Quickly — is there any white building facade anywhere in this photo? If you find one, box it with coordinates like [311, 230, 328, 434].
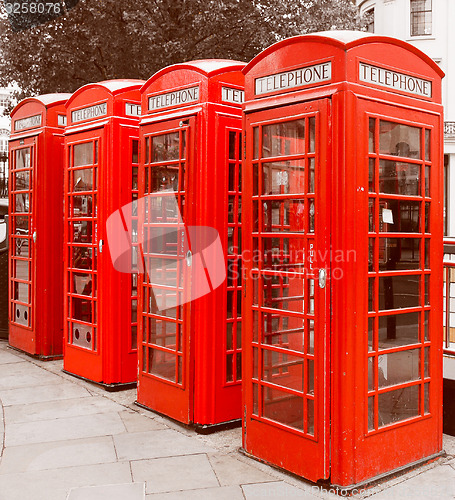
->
[356, 1, 455, 392]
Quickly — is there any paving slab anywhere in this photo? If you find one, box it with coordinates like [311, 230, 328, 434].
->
[0, 436, 117, 474]
[131, 453, 219, 494]
[367, 463, 455, 499]
[5, 411, 126, 446]
[207, 453, 277, 486]
[242, 481, 318, 499]
[119, 410, 169, 433]
[0, 362, 61, 390]
[113, 429, 216, 461]
[145, 485, 245, 499]
[0, 349, 24, 365]
[67, 482, 145, 500]
[0, 461, 132, 500]
[0, 382, 92, 406]
[4, 395, 124, 424]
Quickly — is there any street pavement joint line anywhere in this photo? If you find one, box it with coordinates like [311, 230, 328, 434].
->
[112, 435, 120, 462]
[205, 453, 222, 487]
[131, 452, 211, 464]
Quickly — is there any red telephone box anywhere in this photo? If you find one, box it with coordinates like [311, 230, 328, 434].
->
[9, 94, 71, 358]
[64, 80, 144, 388]
[137, 60, 245, 429]
[242, 32, 444, 487]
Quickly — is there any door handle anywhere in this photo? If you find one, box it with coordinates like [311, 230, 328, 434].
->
[318, 268, 326, 289]
[98, 239, 104, 253]
[32, 231, 37, 243]
[186, 250, 192, 267]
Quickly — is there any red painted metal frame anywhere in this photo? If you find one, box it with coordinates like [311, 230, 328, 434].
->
[137, 60, 245, 427]
[242, 32, 444, 487]
[63, 80, 144, 387]
[9, 94, 71, 358]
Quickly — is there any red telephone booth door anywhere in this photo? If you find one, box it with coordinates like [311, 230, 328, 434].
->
[9, 140, 35, 333]
[138, 116, 195, 423]
[243, 99, 331, 481]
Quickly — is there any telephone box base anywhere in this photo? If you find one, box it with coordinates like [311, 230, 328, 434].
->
[62, 370, 137, 392]
[8, 344, 63, 361]
[134, 401, 241, 434]
[239, 448, 444, 494]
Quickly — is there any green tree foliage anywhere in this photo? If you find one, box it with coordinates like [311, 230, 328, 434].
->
[0, 0, 363, 100]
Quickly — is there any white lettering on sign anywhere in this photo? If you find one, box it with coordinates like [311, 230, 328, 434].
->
[359, 62, 432, 98]
[255, 62, 332, 95]
[148, 86, 200, 111]
[71, 102, 107, 123]
[221, 86, 245, 105]
[125, 102, 141, 117]
[14, 114, 42, 131]
[57, 114, 67, 126]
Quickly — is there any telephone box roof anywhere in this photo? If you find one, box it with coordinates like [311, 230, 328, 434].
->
[243, 30, 444, 78]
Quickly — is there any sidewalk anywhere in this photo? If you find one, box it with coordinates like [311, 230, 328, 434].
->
[0, 340, 453, 500]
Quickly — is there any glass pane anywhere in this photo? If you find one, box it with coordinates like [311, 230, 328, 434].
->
[149, 318, 177, 349]
[378, 312, 420, 349]
[15, 148, 31, 169]
[262, 199, 305, 233]
[369, 238, 375, 271]
[15, 170, 29, 190]
[73, 221, 92, 243]
[378, 275, 420, 310]
[14, 260, 29, 281]
[262, 238, 305, 272]
[262, 120, 305, 158]
[72, 297, 92, 323]
[369, 199, 375, 232]
[307, 399, 314, 435]
[379, 121, 421, 159]
[309, 117, 315, 153]
[262, 311, 305, 352]
[229, 131, 237, 160]
[262, 349, 304, 392]
[368, 357, 374, 391]
[368, 397, 375, 431]
[14, 193, 29, 212]
[253, 127, 259, 159]
[378, 349, 420, 388]
[369, 278, 375, 312]
[150, 166, 180, 193]
[262, 160, 305, 195]
[72, 273, 93, 296]
[368, 317, 374, 351]
[369, 158, 375, 192]
[71, 246, 93, 270]
[378, 238, 420, 271]
[72, 195, 93, 217]
[14, 216, 29, 234]
[379, 200, 420, 233]
[369, 118, 375, 153]
[73, 143, 94, 167]
[379, 160, 420, 196]
[262, 386, 303, 431]
[14, 238, 29, 258]
[378, 385, 419, 427]
[152, 132, 180, 162]
[73, 169, 93, 192]
[148, 347, 176, 382]
[425, 129, 431, 161]
[132, 140, 139, 164]
[14, 282, 29, 302]
[424, 382, 429, 413]
[262, 274, 304, 314]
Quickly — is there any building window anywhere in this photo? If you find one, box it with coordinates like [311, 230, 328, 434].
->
[410, 0, 432, 36]
[0, 95, 7, 107]
[365, 7, 375, 33]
